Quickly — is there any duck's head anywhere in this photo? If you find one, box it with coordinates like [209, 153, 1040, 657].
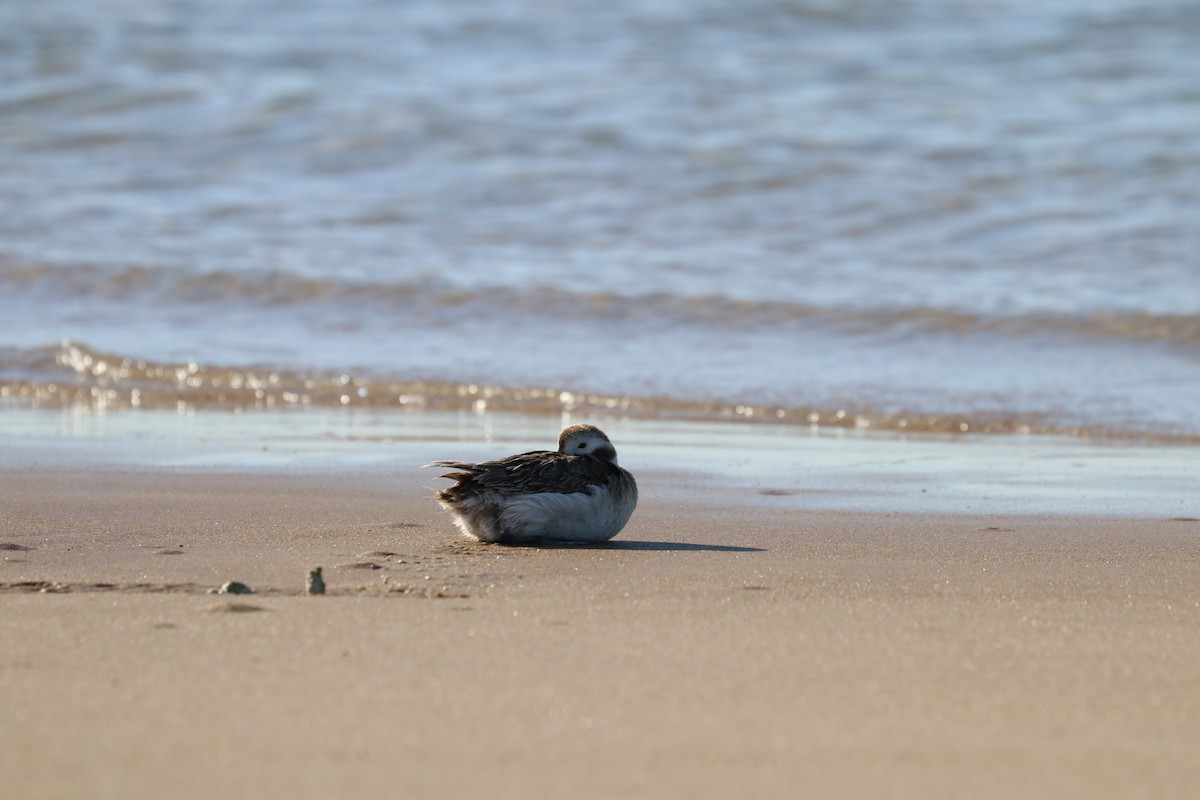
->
[558, 424, 618, 464]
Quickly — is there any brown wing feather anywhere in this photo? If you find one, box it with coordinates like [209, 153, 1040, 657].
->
[429, 450, 616, 496]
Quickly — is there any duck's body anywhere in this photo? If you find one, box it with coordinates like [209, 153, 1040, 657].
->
[427, 424, 637, 544]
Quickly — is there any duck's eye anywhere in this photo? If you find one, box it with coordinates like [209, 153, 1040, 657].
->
[577, 442, 587, 449]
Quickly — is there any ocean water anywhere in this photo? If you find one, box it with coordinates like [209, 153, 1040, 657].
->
[2, 0, 1199, 441]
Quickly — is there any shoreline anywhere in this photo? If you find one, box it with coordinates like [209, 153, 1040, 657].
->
[3, 461, 1200, 798]
[3, 406, 1198, 517]
[7, 336, 1200, 445]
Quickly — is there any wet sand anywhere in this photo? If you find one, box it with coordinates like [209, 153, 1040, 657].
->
[2, 465, 1199, 798]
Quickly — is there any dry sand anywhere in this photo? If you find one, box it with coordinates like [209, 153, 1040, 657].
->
[2, 465, 1199, 798]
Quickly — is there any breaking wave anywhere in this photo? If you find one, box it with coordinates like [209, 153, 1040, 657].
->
[3, 341, 1195, 443]
[3, 261, 1198, 348]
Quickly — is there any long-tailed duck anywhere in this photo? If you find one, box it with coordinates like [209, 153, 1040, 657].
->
[426, 424, 637, 544]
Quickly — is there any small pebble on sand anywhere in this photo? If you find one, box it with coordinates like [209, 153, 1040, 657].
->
[306, 566, 325, 595]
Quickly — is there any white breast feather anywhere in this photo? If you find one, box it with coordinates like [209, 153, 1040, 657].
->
[499, 485, 634, 542]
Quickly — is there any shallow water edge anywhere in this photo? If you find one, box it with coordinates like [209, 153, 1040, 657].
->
[4, 340, 1197, 443]
[2, 405, 1195, 519]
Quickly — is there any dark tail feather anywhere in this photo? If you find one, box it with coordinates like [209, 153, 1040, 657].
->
[424, 460, 480, 471]
[424, 461, 485, 493]
[423, 460, 482, 480]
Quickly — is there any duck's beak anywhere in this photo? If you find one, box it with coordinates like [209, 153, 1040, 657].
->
[593, 443, 618, 463]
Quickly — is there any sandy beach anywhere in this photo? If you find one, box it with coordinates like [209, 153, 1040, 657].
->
[5, 0, 1199, 795]
[2, 462, 1198, 799]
